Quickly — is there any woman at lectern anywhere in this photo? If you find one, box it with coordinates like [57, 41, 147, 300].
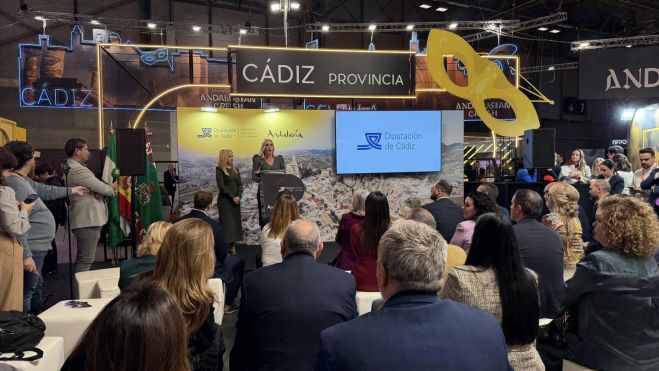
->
[251, 139, 286, 182]
[216, 148, 243, 255]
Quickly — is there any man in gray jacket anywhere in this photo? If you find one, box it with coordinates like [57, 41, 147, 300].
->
[65, 138, 117, 273]
[4, 141, 86, 314]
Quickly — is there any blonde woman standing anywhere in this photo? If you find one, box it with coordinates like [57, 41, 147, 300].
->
[560, 149, 591, 183]
[216, 148, 243, 254]
[542, 183, 584, 268]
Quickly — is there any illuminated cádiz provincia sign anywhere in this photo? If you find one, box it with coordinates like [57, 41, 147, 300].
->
[229, 46, 415, 99]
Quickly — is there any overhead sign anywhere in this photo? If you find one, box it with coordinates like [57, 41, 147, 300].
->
[230, 46, 415, 98]
[563, 97, 586, 115]
[579, 46, 659, 99]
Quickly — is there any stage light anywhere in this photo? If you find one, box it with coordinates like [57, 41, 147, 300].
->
[368, 24, 376, 31]
[620, 108, 636, 121]
[90, 20, 100, 25]
[537, 27, 548, 31]
[578, 42, 590, 49]
[436, 7, 448, 12]
[265, 108, 279, 113]
[239, 29, 247, 34]
[549, 29, 560, 34]
[201, 107, 218, 113]
[419, 4, 431, 9]
[34, 16, 45, 21]
[270, 2, 280, 11]
[406, 24, 414, 30]
[547, 66, 555, 71]
[290, 1, 300, 10]
[147, 22, 157, 29]
[448, 23, 458, 29]
[322, 25, 330, 31]
[625, 44, 632, 48]
[192, 25, 201, 32]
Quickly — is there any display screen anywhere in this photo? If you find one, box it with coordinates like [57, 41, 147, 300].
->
[335, 111, 442, 174]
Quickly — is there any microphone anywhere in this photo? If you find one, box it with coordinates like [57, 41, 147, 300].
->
[60, 163, 70, 175]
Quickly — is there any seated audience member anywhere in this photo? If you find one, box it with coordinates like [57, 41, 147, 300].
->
[631, 147, 656, 203]
[611, 154, 633, 195]
[542, 183, 584, 268]
[539, 182, 590, 241]
[405, 208, 466, 284]
[421, 179, 463, 241]
[551, 153, 564, 180]
[334, 189, 369, 270]
[589, 157, 604, 180]
[597, 159, 624, 195]
[477, 182, 510, 218]
[260, 193, 300, 266]
[144, 219, 224, 371]
[178, 190, 244, 314]
[118, 221, 172, 290]
[450, 191, 499, 252]
[515, 160, 538, 183]
[538, 196, 659, 371]
[61, 283, 191, 371]
[510, 189, 564, 317]
[351, 191, 391, 292]
[560, 149, 591, 183]
[441, 213, 543, 370]
[316, 220, 512, 371]
[231, 220, 357, 371]
[606, 144, 624, 160]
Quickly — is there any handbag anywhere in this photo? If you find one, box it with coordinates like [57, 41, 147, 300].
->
[538, 308, 579, 349]
[0, 311, 45, 361]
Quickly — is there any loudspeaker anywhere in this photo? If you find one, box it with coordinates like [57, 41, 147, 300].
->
[523, 129, 555, 168]
[115, 128, 146, 176]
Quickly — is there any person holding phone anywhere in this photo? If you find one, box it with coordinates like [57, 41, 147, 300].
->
[0, 148, 32, 312]
[4, 141, 87, 314]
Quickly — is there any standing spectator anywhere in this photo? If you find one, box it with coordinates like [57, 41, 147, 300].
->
[551, 153, 564, 180]
[145, 219, 225, 371]
[538, 196, 659, 370]
[231, 220, 357, 371]
[216, 149, 243, 256]
[178, 190, 244, 314]
[631, 148, 657, 203]
[34, 163, 66, 275]
[422, 179, 463, 242]
[450, 191, 499, 253]
[65, 138, 117, 272]
[163, 163, 179, 207]
[442, 213, 543, 370]
[316, 221, 512, 371]
[560, 149, 591, 183]
[62, 284, 192, 371]
[611, 154, 633, 195]
[0, 148, 32, 311]
[606, 145, 624, 160]
[5, 141, 86, 313]
[334, 189, 368, 270]
[477, 182, 510, 218]
[351, 191, 391, 292]
[260, 193, 300, 267]
[589, 157, 604, 179]
[118, 221, 172, 290]
[597, 159, 624, 195]
[510, 189, 564, 317]
[542, 183, 584, 268]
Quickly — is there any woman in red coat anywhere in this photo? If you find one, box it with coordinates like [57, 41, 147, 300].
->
[350, 191, 391, 291]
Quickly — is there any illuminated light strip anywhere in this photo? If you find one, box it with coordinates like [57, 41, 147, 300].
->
[132, 84, 231, 129]
[230, 93, 416, 99]
[98, 43, 229, 52]
[416, 88, 447, 93]
[491, 131, 497, 155]
[97, 44, 103, 148]
[229, 45, 415, 55]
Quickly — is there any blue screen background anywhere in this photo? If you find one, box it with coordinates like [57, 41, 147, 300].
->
[335, 111, 442, 174]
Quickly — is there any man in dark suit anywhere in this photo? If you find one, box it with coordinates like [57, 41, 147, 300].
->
[178, 190, 244, 313]
[510, 189, 564, 317]
[477, 182, 510, 219]
[421, 179, 463, 241]
[316, 220, 511, 371]
[231, 219, 357, 371]
[163, 164, 178, 207]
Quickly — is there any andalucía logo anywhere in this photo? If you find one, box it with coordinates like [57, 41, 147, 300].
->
[197, 128, 212, 138]
[357, 133, 382, 150]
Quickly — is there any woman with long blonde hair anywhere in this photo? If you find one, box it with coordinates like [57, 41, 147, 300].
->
[252, 139, 286, 227]
[590, 157, 604, 179]
[560, 149, 591, 183]
[259, 193, 299, 266]
[542, 183, 584, 268]
[119, 221, 172, 289]
[216, 148, 243, 254]
[146, 219, 223, 371]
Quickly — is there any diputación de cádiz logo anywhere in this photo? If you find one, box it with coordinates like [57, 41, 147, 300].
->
[197, 128, 212, 138]
[357, 133, 382, 150]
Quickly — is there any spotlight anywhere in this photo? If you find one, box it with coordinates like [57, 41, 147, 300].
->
[620, 108, 635, 121]
[322, 25, 330, 32]
[192, 25, 201, 32]
[549, 29, 560, 34]
[34, 16, 45, 21]
[625, 44, 632, 48]
[201, 107, 218, 113]
[537, 27, 548, 31]
[448, 23, 458, 29]
[419, 4, 431, 9]
[239, 29, 247, 34]
[578, 42, 590, 49]
[265, 108, 280, 113]
[147, 22, 157, 29]
[547, 66, 555, 71]
[290, 1, 300, 10]
[406, 24, 414, 30]
[270, 2, 280, 11]
[90, 20, 100, 25]
[368, 24, 376, 31]
[436, 7, 448, 12]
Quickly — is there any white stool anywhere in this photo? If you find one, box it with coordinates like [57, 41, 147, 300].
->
[74, 268, 120, 299]
[355, 291, 382, 316]
[208, 278, 225, 325]
[38, 298, 113, 356]
[563, 359, 594, 370]
[96, 277, 120, 299]
[0, 337, 65, 371]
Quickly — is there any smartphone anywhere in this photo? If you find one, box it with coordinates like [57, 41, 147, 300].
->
[23, 194, 39, 204]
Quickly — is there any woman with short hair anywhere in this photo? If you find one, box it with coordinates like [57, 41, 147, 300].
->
[538, 196, 659, 370]
[62, 283, 192, 371]
[118, 221, 172, 290]
[597, 159, 625, 195]
[450, 191, 499, 252]
[260, 193, 300, 266]
[542, 183, 584, 268]
[441, 213, 543, 370]
[334, 189, 369, 270]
